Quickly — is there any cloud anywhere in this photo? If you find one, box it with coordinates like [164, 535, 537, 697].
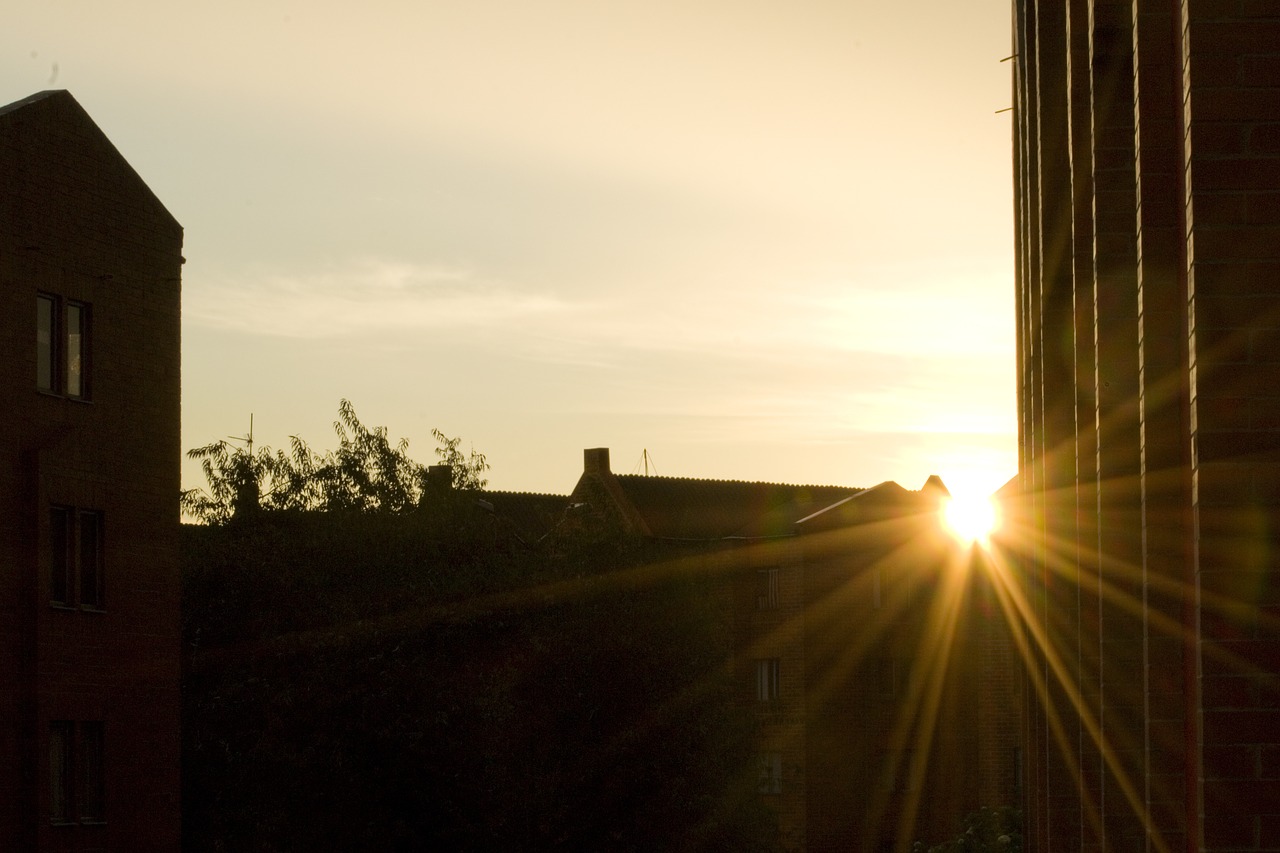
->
[185, 259, 575, 338]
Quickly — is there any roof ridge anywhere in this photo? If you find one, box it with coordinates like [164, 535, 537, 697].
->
[614, 473, 862, 491]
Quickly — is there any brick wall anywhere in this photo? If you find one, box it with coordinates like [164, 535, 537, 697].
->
[1012, 1, 1280, 850]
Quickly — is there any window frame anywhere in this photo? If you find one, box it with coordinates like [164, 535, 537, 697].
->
[757, 751, 783, 795]
[37, 293, 61, 394]
[35, 293, 92, 401]
[49, 720, 106, 826]
[754, 657, 780, 704]
[756, 567, 780, 610]
[49, 506, 106, 611]
[65, 300, 91, 400]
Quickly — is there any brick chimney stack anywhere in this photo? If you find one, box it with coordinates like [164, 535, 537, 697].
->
[583, 447, 610, 476]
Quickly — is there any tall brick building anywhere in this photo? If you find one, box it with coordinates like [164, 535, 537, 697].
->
[571, 449, 1019, 852]
[0, 91, 183, 850]
[1010, 3, 1280, 850]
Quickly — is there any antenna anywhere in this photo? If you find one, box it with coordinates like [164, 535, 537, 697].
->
[227, 413, 254, 453]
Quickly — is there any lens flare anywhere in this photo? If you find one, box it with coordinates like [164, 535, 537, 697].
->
[941, 495, 1000, 546]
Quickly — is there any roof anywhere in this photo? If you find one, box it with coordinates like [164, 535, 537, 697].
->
[478, 490, 572, 542]
[611, 475, 859, 539]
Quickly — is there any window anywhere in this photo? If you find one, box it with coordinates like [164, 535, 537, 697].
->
[756, 568, 779, 610]
[881, 657, 907, 698]
[66, 302, 89, 399]
[881, 747, 917, 792]
[50, 507, 104, 609]
[757, 752, 782, 794]
[36, 294, 91, 399]
[49, 721, 105, 825]
[755, 658, 780, 704]
[37, 294, 58, 392]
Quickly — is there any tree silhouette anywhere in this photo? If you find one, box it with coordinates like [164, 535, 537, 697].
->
[181, 399, 489, 523]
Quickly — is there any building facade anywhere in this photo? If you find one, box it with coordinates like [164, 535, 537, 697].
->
[570, 448, 1019, 852]
[1010, 2, 1280, 850]
[0, 91, 183, 850]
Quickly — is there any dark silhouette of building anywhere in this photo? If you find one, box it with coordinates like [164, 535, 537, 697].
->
[0, 91, 183, 850]
[1010, 3, 1280, 850]
[571, 449, 1019, 852]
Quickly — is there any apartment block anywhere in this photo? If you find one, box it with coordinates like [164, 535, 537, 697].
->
[0, 90, 183, 851]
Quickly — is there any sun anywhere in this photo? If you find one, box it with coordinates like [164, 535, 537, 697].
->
[941, 494, 1000, 546]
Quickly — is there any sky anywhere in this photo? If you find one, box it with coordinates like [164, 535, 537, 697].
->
[6, 1, 1017, 500]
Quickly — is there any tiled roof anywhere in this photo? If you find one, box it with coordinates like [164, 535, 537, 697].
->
[611, 474, 860, 540]
[479, 490, 570, 542]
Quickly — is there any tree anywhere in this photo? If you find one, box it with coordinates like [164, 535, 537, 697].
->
[913, 807, 1021, 853]
[180, 400, 489, 523]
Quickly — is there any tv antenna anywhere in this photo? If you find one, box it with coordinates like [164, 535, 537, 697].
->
[633, 448, 658, 477]
[227, 414, 254, 454]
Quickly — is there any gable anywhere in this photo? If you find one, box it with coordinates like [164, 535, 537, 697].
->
[0, 90, 182, 268]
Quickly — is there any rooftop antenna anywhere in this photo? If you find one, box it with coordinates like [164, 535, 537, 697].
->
[227, 414, 254, 454]
[634, 448, 657, 477]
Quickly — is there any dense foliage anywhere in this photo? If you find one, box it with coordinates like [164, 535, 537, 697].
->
[913, 807, 1022, 853]
[180, 400, 489, 523]
[182, 514, 781, 852]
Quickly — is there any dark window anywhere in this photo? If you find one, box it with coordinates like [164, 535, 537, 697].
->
[49, 721, 105, 825]
[756, 568, 779, 609]
[49, 507, 104, 610]
[881, 747, 917, 792]
[757, 752, 782, 794]
[37, 294, 59, 392]
[881, 657, 907, 698]
[80, 722, 105, 823]
[79, 511, 104, 608]
[755, 658, 780, 704]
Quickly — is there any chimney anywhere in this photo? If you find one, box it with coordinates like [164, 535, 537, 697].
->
[426, 464, 454, 491]
[583, 448, 610, 475]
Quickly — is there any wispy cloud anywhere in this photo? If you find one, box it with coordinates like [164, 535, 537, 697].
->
[186, 259, 576, 338]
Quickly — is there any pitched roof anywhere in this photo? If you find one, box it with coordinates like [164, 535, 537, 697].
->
[611, 475, 859, 539]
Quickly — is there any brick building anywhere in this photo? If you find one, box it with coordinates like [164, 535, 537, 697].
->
[1009, 2, 1280, 850]
[0, 91, 183, 850]
[570, 449, 1019, 852]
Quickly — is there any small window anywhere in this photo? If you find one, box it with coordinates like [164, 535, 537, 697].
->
[755, 658, 780, 704]
[757, 568, 779, 610]
[881, 657, 907, 698]
[49, 720, 105, 825]
[37, 294, 59, 392]
[49, 507, 104, 610]
[80, 722, 105, 823]
[79, 511, 104, 608]
[757, 752, 782, 794]
[36, 294, 91, 399]
[881, 747, 917, 792]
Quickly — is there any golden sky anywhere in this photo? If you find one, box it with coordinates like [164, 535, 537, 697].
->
[6, 0, 1016, 499]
